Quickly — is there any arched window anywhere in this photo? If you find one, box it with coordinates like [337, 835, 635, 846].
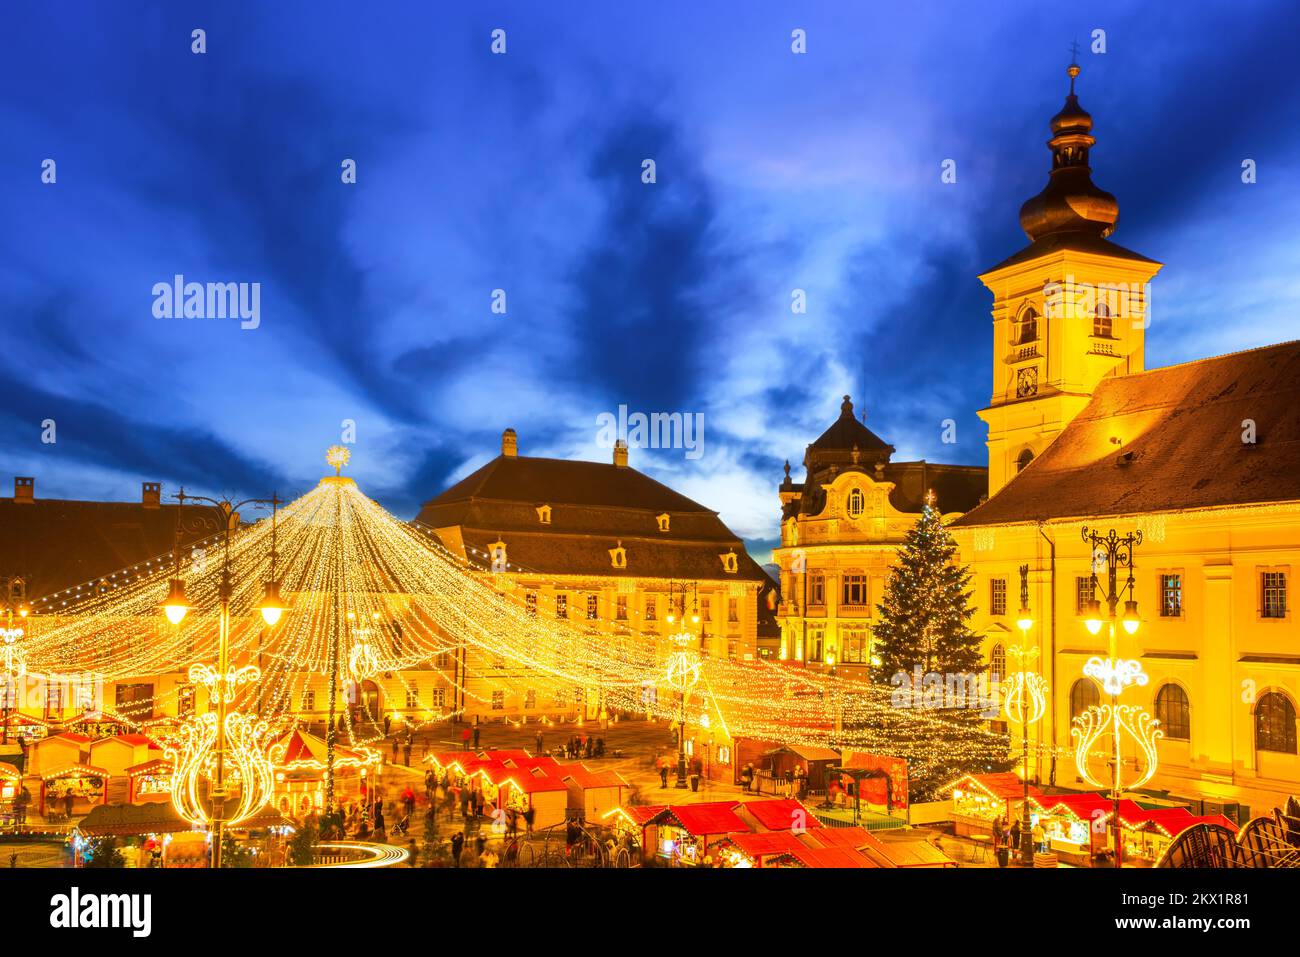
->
[989, 643, 1006, 683]
[1093, 302, 1113, 338]
[846, 487, 865, 519]
[1013, 305, 1039, 345]
[1016, 448, 1035, 473]
[1155, 684, 1190, 741]
[1255, 692, 1298, 754]
[1070, 678, 1100, 718]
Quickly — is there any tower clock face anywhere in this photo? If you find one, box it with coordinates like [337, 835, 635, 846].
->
[1016, 367, 1039, 398]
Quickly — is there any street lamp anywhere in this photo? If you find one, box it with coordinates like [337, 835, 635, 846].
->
[1002, 564, 1047, 866]
[1, 593, 30, 745]
[664, 581, 701, 789]
[160, 489, 286, 868]
[1073, 526, 1160, 869]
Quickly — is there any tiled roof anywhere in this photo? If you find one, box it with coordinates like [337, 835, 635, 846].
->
[741, 798, 824, 832]
[417, 453, 770, 583]
[0, 493, 224, 603]
[983, 231, 1161, 274]
[650, 801, 749, 836]
[953, 340, 1300, 527]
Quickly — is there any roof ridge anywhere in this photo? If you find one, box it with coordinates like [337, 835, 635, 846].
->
[1116, 338, 1300, 379]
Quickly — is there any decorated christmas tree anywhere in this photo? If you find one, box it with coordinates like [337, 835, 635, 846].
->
[868, 495, 1011, 799]
[871, 494, 982, 681]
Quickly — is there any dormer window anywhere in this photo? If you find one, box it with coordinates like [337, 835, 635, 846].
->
[1092, 303, 1113, 338]
[720, 550, 739, 575]
[609, 542, 627, 569]
[846, 487, 865, 519]
[536, 504, 552, 524]
[487, 540, 508, 572]
[656, 513, 670, 532]
[1012, 305, 1039, 345]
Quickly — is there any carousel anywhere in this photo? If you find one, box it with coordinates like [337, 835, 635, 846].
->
[267, 727, 381, 819]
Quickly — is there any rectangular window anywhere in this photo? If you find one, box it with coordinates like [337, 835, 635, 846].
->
[646, 597, 657, 621]
[1075, 577, 1094, 615]
[1159, 573, 1182, 618]
[586, 594, 598, 620]
[436, 651, 450, 669]
[1262, 571, 1288, 619]
[524, 689, 536, 710]
[431, 688, 446, 708]
[554, 689, 568, 709]
[525, 591, 537, 618]
[809, 573, 825, 606]
[842, 574, 868, 607]
[555, 594, 568, 619]
[701, 597, 711, 621]
[990, 578, 1007, 616]
[809, 628, 824, 664]
[405, 686, 420, 709]
[615, 595, 628, 621]
[728, 597, 739, 622]
[491, 691, 505, 710]
[727, 640, 738, 660]
[841, 629, 869, 664]
[300, 689, 315, 712]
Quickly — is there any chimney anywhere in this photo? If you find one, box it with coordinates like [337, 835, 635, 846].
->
[142, 482, 162, 508]
[13, 477, 34, 504]
[613, 440, 629, 468]
[501, 428, 518, 458]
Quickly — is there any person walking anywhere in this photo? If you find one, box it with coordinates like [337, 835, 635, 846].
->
[391, 737, 400, 763]
[1009, 818, 1022, 857]
[403, 737, 413, 767]
[1032, 821, 1046, 854]
[451, 830, 464, 867]
[461, 724, 472, 750]
[383, 714, 392, 737]
[658, 760, 669, 789]
[523, 805, 535, 837]
[471, 719, 481, 750]
[535, 730, 544, 755]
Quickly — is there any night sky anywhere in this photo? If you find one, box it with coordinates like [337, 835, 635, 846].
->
[3, 1, 1298, 559]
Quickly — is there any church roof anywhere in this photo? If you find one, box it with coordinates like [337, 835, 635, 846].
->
[952, 340, 1300, 527]
[808, 396, 894, 457]
[983, 231, 1161, 275]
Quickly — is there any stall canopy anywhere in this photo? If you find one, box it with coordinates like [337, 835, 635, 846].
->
[740, 797, 825, 832]
[944, 772, 1043, 803]
[727, 830, 816, 863]
[649, 802, 751, 836]
[78, 802, 292, 837]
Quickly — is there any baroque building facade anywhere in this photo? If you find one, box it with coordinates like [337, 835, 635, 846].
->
[949, 65, 1300, 815]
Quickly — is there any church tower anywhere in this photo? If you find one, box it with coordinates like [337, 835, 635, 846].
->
[978, 61, 1162, 496]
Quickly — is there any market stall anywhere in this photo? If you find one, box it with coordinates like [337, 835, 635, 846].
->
[0, 711, 54, 744]
[39, 763, 109, 819]
[0, 761, 22, 822]
[737, 797, 825, 834]
[26, 731, 91, 778]
[125, 758, 173, 804]
[499, 772, 569, 829]
[643, 802, 750, 866]
[63, 708, 138, 739]
[943, 773, 1043, 837]
[561, 765, 631, 822]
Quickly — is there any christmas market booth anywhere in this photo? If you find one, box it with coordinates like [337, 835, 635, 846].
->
[1028, 793, 1167, 865]
[561, 766, 631, 822]
[268, 728, 380, 818]
[63, 707, 139, 739]
[125, 759, 173, 804]
[38, 763, 109, 819]
[756, 744, 841, 795]
[942, 772, 1042, 837]
[643, 802, 751, 866]
[0, 711, 54, 744]
[0, 761, 21, 820]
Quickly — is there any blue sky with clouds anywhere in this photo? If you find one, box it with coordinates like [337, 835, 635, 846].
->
[2, 1, 1298, 559]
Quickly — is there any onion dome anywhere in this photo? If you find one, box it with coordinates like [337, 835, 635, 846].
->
[1018, 63, 1119, 241]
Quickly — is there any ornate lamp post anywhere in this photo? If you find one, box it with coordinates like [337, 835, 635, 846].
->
[664, 582, 701, 789]
[1072, 527, 1161, 868]
[1002, 565, 1047, 865]
[0, 595, 29, 745]
[160, 490, 287, 868]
